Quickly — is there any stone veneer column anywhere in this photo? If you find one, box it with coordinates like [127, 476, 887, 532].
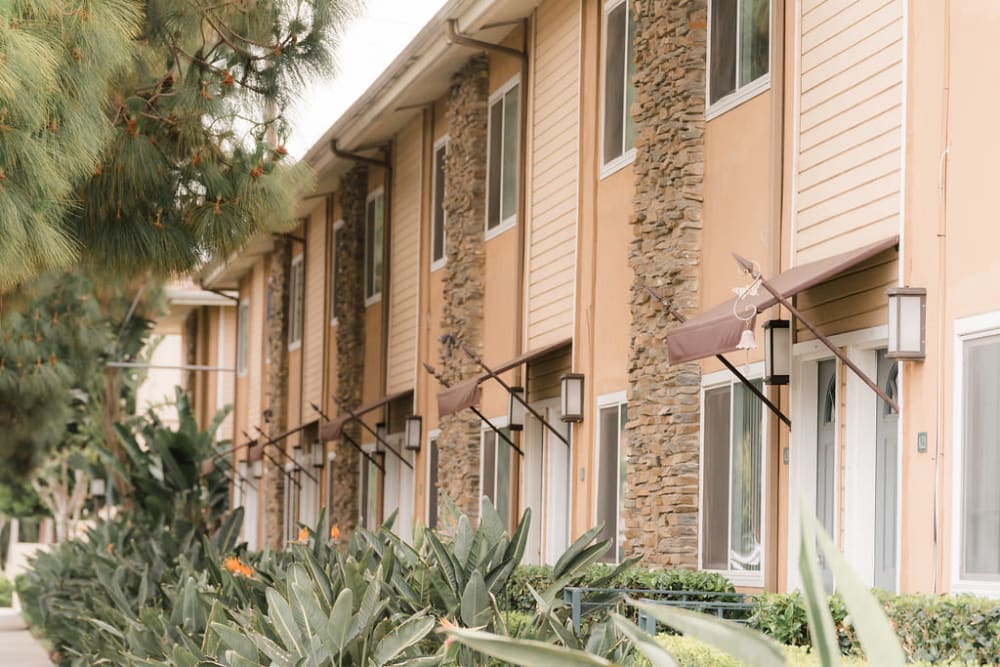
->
[264, 238, 290, 550]
[330, 165, 368, 540]
[625, 0, 707, 568]
[438, 56, 489, 521]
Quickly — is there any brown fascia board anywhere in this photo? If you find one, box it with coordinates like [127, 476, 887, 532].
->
[197, 233, 275, 291]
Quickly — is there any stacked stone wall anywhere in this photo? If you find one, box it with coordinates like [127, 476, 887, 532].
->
[625, 0, 706, 568]
[330, 165, 369, 540]
[264, 239, 290, 550]
[438, 56, 489, 521]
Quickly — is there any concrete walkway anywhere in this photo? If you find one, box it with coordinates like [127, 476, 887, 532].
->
[0, 609, 52, 665]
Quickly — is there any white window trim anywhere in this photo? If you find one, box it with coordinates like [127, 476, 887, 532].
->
[698, 362, 767, 588]
[431, 137, 449, 272]
[599, 0, 636, 179]
[705, 0, 773, 121]
[426, 428, 441, 525]
[484, 76, 520, 241]
[330, 219, 344, 326]
[288, 254, 304, 351]
[364, 188, 385, 307]
[951, 310, 1000, 597]
[593, 390, 628, 563]
[236, 300, 250, 378]
[479, 416, 510, 505]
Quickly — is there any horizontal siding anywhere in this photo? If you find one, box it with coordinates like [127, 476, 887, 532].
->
[527, 344, 572, 402]
[386, 118, 421, 394]
[302, 211, 326, 414]
[795, 249, 897, 340]
[794, 0, 903, 264]
[527, 0, 579, 350]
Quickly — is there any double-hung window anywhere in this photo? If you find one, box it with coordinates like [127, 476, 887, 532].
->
[953, 316, 1000, 594]
[431, 139, 448, 269]
[602, 0, 637, 174]
[330, 219, 344, 325]
[236, 301, 249, 376]
[700, 371, 765, 584]
[365, 190, 384, 303]
[596, 393, 628, 563]
[481, 424, 514, 527]
[486, 77, 520, 237]
[427, 431, 441, 530]
[288, 254, 304, 350]
[708, 0, 770, 115]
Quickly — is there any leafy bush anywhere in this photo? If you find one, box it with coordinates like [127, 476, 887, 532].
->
[505, 563, 736, 613]
[750, 589, 1000, 664]
[0, 575, 13, 607]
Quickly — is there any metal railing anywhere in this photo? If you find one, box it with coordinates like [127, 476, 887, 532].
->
[563, 587, 755, 634]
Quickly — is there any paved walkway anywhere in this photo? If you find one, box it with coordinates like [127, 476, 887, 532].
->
[0, 609, 52, 665]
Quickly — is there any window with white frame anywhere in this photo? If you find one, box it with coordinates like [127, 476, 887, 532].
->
[359, 448, 383, 531]
[283, 461, 301, 544]
[956, 328, 1000, 588]
[486, 78, 520, 236]
[701, 374, 765, 582]
[596, 395, 628, 563]
[236, 301, 249, 376]
[427, 431, 440, 530]
[288, 254, 304, 349]
[708, 0, 770, 112]
[365, 191, 384, 302]
[602, 0, 636, 172]
[330, 220, 344, 325]
[481, 425, 514, 526]
[431, 139, 448, 269]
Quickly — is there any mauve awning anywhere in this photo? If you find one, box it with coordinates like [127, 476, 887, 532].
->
[665, 236, 899, 365]
[437, 338, 572, 418]
[320, 389, 412, 441]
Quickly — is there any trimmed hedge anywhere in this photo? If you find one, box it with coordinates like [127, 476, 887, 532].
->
[0, 575, 12, 607]
[750, 591, 1000, 664]
[503, 563, 736, 613]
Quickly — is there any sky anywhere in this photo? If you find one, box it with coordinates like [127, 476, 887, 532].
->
[286, 0, 450, 157]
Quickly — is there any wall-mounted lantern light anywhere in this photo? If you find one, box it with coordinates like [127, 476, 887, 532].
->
[375, 422, 387, 453]
[311, 440, 325, 468]
[238, 461, 249, 481]
[252, 459, 263, 479]
[508, 386, 526, 431]
[887, 287, 926, 360]
[405, 415, 423, 451]
[90, 477, 106, 498]
[763, 319, 791, 385]
[560, 374, 585, 423]
[292, 443, 303, 467]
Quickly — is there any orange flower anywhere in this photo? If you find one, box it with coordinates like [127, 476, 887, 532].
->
[105, 543, 113, 553]
[297, 526, 310, 543]
[437, 616, 458, 649]
[224, 556, 254, 578]
[329, 524, 341, 541]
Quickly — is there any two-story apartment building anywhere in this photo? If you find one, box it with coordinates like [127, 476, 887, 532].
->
[182, 0, 1000, 598]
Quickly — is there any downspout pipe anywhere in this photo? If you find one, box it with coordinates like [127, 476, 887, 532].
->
[445, 18, 530, 387]
[330, 139, 393, 419]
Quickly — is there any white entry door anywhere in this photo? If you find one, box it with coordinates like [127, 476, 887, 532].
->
[522, 399, 572, 565]
[874, 349, 898, 591]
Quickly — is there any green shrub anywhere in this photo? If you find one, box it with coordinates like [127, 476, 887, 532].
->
[0, 575, 13, 607]
[750, 589, 1000, 664]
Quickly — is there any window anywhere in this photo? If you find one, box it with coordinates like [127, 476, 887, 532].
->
[708, 0, 770, 114]
[330, 220, 344, 325]
[955, 326, 1000, 591]
[359, 447, 383, 531]
[236, 301, 249, 376]
[431, 139, 448, 269]
[288, 254, 304, 349]
[701, 375, 765, 584]
[427, 431, 440, 530]
[265, 282, 273, 364]
[283, 462, 301, 544]
[596, 394, 628, 563]
[602, 0, 636, 173]
[481, 425, 514, 525]
[325, 451, 336, 535]
[486, 78, 520, 236]
[365, 190, 384, 304]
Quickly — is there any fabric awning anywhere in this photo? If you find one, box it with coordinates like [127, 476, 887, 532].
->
[665, 236, 899, 365]
[437, 338, 572, 418]
[320, 389, 412, 441]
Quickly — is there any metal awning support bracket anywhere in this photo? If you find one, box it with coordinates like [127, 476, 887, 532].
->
[330, 397, 414, 470]
[647, 286, 792, 428]
[242, 430, 303, 491]
[423, 363, 524, 457]
[459, 343, 570, 446]
[254, 426, 320, 484]
[732, 254, 900, 414]
[310, 403, 386, 474]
